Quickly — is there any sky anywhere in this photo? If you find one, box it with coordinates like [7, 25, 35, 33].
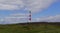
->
[0, 0, 60, 24]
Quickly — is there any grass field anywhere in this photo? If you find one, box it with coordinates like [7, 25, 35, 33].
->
[0, 22, 60, 33]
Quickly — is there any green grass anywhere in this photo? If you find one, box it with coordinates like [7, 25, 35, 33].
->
[0, 23, 60, 33]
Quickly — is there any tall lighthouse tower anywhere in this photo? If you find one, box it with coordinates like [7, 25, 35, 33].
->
[29, 11, 31, 22]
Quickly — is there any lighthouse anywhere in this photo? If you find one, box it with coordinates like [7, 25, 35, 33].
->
[29, 11, 31, 22]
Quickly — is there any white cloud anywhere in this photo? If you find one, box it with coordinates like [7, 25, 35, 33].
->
[0, 14, 60, 24]
[0, 4, 19, 10]
[0, 13, 29, 24]
[24, 0, 57, 13]
[0, 0, 58, 13]
[36, 15, 60, 22]
[0, 0, 25, 10]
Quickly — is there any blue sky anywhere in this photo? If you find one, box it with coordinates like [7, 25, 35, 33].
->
[0, 0, 60, 18]
[32, 1, 60, 18]
[0, 0, 60, 24]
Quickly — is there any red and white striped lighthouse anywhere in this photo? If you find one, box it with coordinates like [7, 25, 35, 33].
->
[29, 11, 31, 22]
